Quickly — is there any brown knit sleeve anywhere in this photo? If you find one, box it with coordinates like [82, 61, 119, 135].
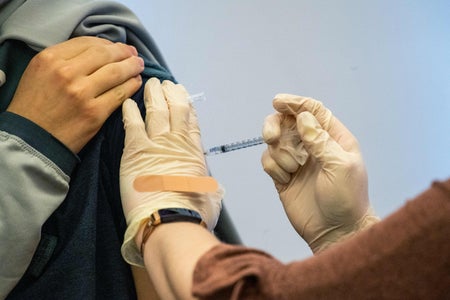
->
[192, 179, 450, 300]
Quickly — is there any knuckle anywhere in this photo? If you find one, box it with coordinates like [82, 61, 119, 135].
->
[114, 42, 135, 57]
[31, 50, 57, 70]
[32, 52, 76, 84]
[107, 73, 141, 100]
[55, 65, 76, 83]
[108, 65, 123, 81]
[64, 83, 87, 101]
[36, 49, 56, 63]
[113, 87, 127, 102]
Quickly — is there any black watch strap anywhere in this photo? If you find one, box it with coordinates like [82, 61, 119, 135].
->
[140, 208, 206, 255]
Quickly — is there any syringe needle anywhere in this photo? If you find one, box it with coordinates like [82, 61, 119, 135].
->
[204, 136, 265, 156]
[187, 92, 206, 103]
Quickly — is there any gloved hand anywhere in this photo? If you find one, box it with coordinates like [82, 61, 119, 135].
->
[120, 78, 223, 266]
[261, 94, 379, 253]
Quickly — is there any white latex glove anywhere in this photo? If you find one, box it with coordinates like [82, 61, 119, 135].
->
[120, 78, 223, 266]
[261, 94, 379, 253]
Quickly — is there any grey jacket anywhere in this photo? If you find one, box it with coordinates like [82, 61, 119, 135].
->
[0, 0, 171, 297]
[0, 112, 76, 298]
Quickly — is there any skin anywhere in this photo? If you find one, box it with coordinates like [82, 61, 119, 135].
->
[136, 222, 220, 300]
[6, 36, 145, 296]
[131, 266, 161, 300]
[7, 36, 144, 153]
[121, 89, 375, 298]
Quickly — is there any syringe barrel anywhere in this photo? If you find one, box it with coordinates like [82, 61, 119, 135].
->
[204, 136, 265, 156]
[221, 136, 264, 152]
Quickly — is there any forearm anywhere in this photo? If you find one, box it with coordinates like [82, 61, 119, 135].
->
[192, 179, 450, 299]
[131, 266, 161, 300]
[119, 78, 223, 298]
[141, 222, 221, 300]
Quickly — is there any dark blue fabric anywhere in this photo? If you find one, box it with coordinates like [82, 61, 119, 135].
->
[0, 40, 33, 112]
[26, 233, 58, 278]
[2, 39, 176, 299]
[0, 111, 79, 174]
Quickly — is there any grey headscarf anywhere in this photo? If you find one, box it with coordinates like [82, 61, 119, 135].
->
[0, 0, 168, 68]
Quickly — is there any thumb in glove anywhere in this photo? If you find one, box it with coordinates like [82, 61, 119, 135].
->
[120, 78, 223, 266]
[262, 94, 379, 253]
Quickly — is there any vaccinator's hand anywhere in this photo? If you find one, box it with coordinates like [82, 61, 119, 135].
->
[262, 94, 379, 253]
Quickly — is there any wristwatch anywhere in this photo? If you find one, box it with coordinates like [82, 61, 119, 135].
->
[140, 208, 206, 254]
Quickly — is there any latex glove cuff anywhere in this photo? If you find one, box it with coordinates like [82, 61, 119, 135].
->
[121, 187, 224, 267]
[310, 208, 381, 253]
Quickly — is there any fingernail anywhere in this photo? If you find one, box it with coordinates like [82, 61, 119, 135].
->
[298, 112, 320, 142]
[138, 57, 144, 69]
[129, 45, 138, 56]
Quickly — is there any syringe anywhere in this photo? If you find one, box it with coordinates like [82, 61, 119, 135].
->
[188, 93, 265, 155]
[204, 136, 265, 156]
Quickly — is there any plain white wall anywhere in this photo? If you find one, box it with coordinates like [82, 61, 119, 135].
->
[117, 0, 450, 262]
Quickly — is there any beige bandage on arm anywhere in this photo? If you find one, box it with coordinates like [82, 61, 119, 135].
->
[134, 175, 219, 193]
